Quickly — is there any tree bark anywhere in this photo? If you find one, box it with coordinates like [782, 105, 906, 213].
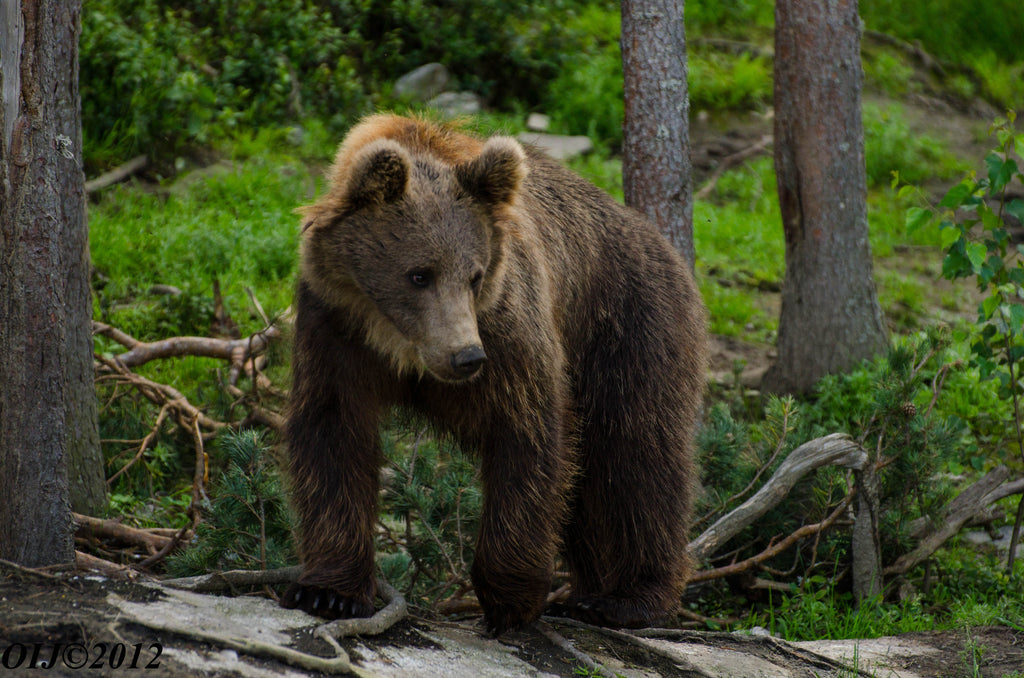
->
[0, 0, 97, 565]
[762, 0, 888, 395]
[620, 0, 694, 267]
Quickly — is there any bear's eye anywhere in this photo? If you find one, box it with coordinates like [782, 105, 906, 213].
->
[408, 270, 433, 288]
[470, 271, 484, 293]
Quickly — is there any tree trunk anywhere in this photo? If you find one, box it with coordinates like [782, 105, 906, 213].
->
[762, 0, 888, 395]
[620, 0, 694, 267]
[0, 0, 96, 566]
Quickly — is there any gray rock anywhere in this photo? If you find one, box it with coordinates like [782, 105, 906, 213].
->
[526, 113, 551, 132]
[516, 132, 594, 161]
[427, 91, 482, 117]
[394, 63, 451, 102]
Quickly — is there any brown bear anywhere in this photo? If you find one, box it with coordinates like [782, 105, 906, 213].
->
[281, 114, 707, 634]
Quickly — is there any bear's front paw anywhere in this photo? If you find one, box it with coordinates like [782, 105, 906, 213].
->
[280, 583, 375, 620]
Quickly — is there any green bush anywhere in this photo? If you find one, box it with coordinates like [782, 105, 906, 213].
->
[166, 429, 295, 576]
[81, 0, 366, 166]
[80, 0, 591, 166]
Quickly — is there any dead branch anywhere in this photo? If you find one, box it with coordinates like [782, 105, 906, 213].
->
[106, 403, 171, 485]
[73, 512, 182, 554]
[162, 565, 303, 592]
[85, 154, 148, 193]
[689, 492, 853, 583]
[884, 466, 1024, 576]
[93, 319, 284, 381]
[695, 133, 773, 201]
[689, 433, 867, 563]
[75, 550, 139, 579]
[95, 354, 228, 434]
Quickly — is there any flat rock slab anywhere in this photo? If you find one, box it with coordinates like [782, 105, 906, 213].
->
[2, 565, 1021, 677]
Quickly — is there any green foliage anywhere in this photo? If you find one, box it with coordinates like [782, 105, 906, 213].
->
[920, 115, 1024, 449]
[863, 103, 961, 187]
[689, 51, 772, 113]
[80, 0, 591, 165]
[166, 429, 294, 576]
[379, 428, 483, 606]
[756, 580, 937, 641]
[860, 0, 1024, 65]
[89, 150, 309, 340]
[81, 0, 367, 165]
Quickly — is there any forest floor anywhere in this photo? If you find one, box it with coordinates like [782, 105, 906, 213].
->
[2, 562, 1023, 677]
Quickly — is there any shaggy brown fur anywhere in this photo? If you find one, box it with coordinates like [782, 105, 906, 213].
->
[282, 114, 707, 635]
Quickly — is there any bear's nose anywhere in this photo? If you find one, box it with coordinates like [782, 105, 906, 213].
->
[451, 345, 487, 377]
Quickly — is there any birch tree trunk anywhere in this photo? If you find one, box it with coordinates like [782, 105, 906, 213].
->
[762, 0, 888, 395]
[0, 0, 100, 565]
[621, 0, 694, 267]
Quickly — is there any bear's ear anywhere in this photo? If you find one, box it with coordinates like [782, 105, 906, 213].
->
[345, 139, 410, 209]
[455, 137, 527, 207]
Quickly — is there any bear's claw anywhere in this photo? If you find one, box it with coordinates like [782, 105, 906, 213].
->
[280, 582, 374, 620]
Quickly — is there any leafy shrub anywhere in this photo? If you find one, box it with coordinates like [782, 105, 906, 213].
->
[80, 0, 591, 166]
[81, 0, 366, 166]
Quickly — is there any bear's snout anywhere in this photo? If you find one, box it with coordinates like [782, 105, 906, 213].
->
[450, 345, 487, 378]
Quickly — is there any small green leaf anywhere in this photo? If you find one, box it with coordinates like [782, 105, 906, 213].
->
[940, 224, 962, 250]
[1009, 304, 1024, 333]
[1006, 199, 1024, 222]
[981, 295, 1000, 320]
[938, 182, 973, 209]
[905, 207, 930, 232]
[1015, 135, 1024, 162]
[966, 242, 987, 273]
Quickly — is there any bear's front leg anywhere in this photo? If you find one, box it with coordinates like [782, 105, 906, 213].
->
[281, 284, 387, 620]
[470, 401, 574, 636]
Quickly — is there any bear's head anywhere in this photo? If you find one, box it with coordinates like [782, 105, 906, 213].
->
[301, 135, 527, 383]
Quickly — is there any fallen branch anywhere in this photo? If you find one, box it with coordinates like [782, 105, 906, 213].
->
[884, 466, 1024, 576]
[689, 433, 867, 563]
[95, 354, 228, 434]
[162, 565, 303, 592]
[73, 512, 182, 554]
[106, 403, 172, 486]
[695, 133, 773, 201]
[689, 492, 854, 583]
[93, 319, 284, 380]
[75, 550, 138, 579]
[85, 154, 148, 193]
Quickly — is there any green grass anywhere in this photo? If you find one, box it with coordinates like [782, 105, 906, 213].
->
[90, 143, 318, 341]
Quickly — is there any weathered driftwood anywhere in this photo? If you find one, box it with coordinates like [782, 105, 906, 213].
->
[885, 466, 1024, 576]
[162, 565, 303, 592]
[689, 433, 867, 563]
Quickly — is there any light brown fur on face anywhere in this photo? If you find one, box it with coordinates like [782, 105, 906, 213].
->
[283, 114, 708, 635]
